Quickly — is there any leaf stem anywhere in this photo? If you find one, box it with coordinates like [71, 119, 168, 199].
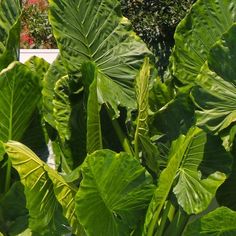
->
[156, 200, 172, 236]
[134, 127, 140, 160]
[5, 159, 11, 193]
[164, 208, 189, 236]
[107, 108, 134, 155]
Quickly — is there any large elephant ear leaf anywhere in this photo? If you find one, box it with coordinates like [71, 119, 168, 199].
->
[75, 150, 155, 236]
[21, 57, 50, 159]
[4, 141, 85, 235]
[0, 62, 41, 142]
[173, 128, 232, 214]
[191, 23, 236, 135]
[0, 0, 21, 70]
[143, 127, 231, 236]
[184, 207, 236, 235]
[170, 0, 236, 84]
[49, 0, 152, 115]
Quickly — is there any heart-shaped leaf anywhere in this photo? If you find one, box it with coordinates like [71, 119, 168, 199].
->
[75, 149, 155, 236]
[5, 141, 85, 235]
[49, 0, 152, 116]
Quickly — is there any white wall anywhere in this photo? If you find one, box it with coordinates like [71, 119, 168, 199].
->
[20, 49, 59, 63]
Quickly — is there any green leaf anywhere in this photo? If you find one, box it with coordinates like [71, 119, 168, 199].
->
[171, 0, 236, 84]
[135, 57, 150, 138]
[134, 57, 150, 157]
[22, 57, 50, 160]
[173, 129, 232, 214]
[150, 85, 195, 142]
[0, 0, 21, 70]
[53, 75, 87, 168]
[75, 150, 155, 236]
[216, 153, 236, 211]
[81, 62, 102, 153]
[49, 0, 152, 116]
[0, 182, 28, 235]
[0, 62, 41, 141]
[53, 75, 73, 142]
[184, 207, 236, 235]
[143, 127, 231, 235]
[149, 79, 173, 113]
[17, 228, 32, 236]
[139, 135, 160, 176]
[4, 141, 84, 235]
[133, 57, 159, 174]
[24, 56, 50, 80]
[20, 109, 49, 161]
[191, 23, 236, 134]
[0, 141, 4, 162]
[42, 55, 67, 128]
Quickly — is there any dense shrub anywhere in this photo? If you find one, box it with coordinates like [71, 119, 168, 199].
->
[20, 0, 57, 48]
[121, 0, 196, 76]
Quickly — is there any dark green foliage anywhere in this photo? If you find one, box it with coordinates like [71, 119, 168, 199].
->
[121, 0, 196, 76]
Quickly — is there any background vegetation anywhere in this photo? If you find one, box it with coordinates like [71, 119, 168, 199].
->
[21, 0, 195, 74]
[121, 0, 196, 75]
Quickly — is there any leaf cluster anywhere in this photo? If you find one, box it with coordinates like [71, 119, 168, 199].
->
[1, 0, 236, 235]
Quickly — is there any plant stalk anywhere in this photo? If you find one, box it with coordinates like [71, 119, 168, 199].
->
[5, 159, 12, 193]
[134, 127, 140, 160]
[164, 208, 189, 236]
[156, 200, 172, 236]
[107, 108, 134, 155]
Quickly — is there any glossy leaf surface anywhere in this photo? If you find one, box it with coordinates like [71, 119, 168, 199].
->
[171, 0, 236, 84]
[144, 127, 231, 235]
[0, 62, 41, 141]
[75, 150, 155, 236]
[49, 0, 152, 116]
[5, 141, 84, 235]
[184, 207, 236, 235]
[81, 62, 102, 153]
[192, 24, 236, 134]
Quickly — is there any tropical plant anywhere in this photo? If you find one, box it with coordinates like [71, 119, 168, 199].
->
[1, 0, 236, 235]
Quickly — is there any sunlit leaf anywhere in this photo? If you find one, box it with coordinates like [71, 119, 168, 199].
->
[191, 23, 236, 134]
[184, 207, 236, 235]
[143, 127, 231, 235]
[0, 62, 41, 141]
[5, 141, 84, 235]
[49, 0, 152, 116]
[171, 0, 236, 84]
[75, 149, 155, 236]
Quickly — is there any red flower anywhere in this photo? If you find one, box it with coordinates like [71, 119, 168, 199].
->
[28, 0, 38, 4]
[26, 0, 48, 10]
[21, 33, 34, 45]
